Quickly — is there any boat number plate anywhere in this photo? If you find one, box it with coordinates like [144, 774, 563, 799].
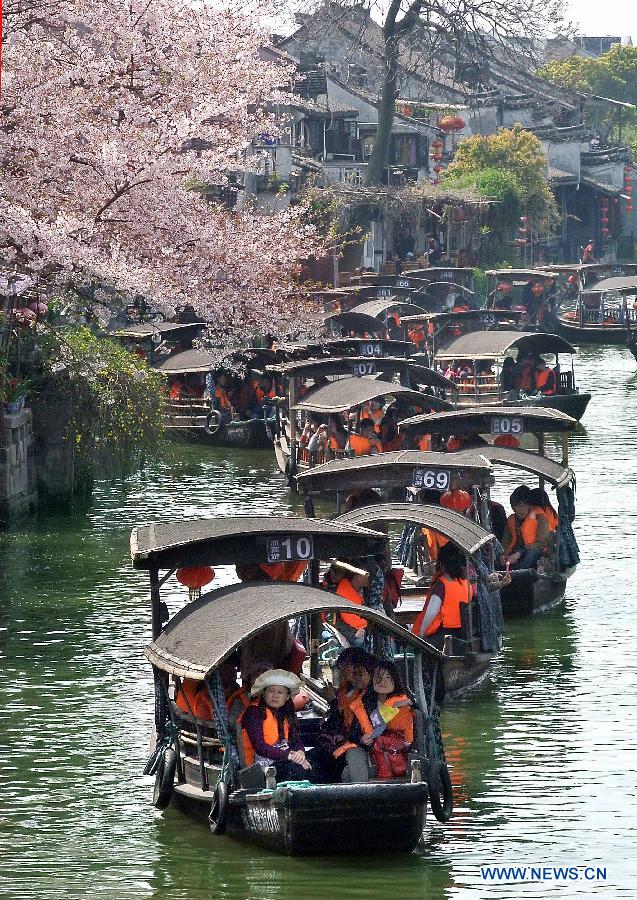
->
[352, 361, 376, 377]
[412, 468, 451, 490]
[359, 341, 383, 357]
[396, 279, 411, 289]
[376, 287, 393, 297]
[490, 416, 523, 436]
[266, 535, 315, 563]
[480, 313, 496, 326]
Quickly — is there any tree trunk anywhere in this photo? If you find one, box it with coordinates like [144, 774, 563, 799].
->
[365, 38, 398, 186]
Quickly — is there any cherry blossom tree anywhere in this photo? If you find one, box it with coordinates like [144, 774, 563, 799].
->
[1, 0, 323, 348]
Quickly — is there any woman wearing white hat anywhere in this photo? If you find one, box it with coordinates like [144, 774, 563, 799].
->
[240, 669, 313, 781]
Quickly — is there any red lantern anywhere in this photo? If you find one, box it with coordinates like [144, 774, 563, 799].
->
[498, 282, 513, 292]
[531, 283, 544, 296]
[402, 106, 412, 116]
[626, 206, 634, 214]
[515, 238, 527, 246]
[432, 138, 443, 149]
[440, 488, 472, 512]
[433, 164, 442, 173]
[15, 308, 37, 326]
[600, 215, 609, 224]
[438, 115, 465, 131]
[568, 275, 578, 286]
[176, 566, 215, 601]
[28, 301, 49, 318]
[601, 227, 609, 236]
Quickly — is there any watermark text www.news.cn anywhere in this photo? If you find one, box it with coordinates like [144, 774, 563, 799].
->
[480, 865, 607, 883]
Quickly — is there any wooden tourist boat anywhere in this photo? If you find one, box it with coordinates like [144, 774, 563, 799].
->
[132, 515, 454, 856]
[295, 451, 503, 695]
[108, 320, 206, 365]
[273, 373, 453, 481]
[402, 309, 528, 363]
[398, 406, 579, 615]
[325, 300, 427, 338]
[154, 350, 274, 449]
[553, 275, 637, 345]
[432, 330, 591, 421]
[484, 269, 559, 328]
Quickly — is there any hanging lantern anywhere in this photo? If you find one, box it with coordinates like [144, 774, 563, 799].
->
[402, 106, 412, 116]
[531, 283, 544, 296]
[518, 226, 527, 234]
[440, 488, 472, 512]
[601, 226, 609, 236]
[515, 238, 527, 246]
[15, 307, 37, 326]
[438, 115, 465, 131]
[614, 198, 619, 205]
[431, 138, 443, 149]
[568, 275, 578, 286]
[433, 164, 443, 174]
[626, 205, 634, 214]
[28, 301, 49, 319]
[600, 215, 609, 224]
[176, 566, 215, 601]
[498, 282, 513, 292]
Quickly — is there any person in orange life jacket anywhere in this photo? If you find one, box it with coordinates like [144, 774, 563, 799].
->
[331, 561, 371, 648]
[533, 358, 557, 396]
[412, 542, 472, 649]
[227, 657, 274, 734]
[235, 563, 305, 676]
[240, 670, 313, 781]
[175, 677, 213, 720]
[169, 377, 183, 400]
[346, 420, 381, 456]
[327, 415, 347, 453]
[309, 649, 377, 781]
[504, 484, 551, 570]
[516, 353, 536, 393]
[446, 431, 485, 452]
[212, 373, 233, 422]
[528, 487, 559, 533]
[340, 660, 414, 782]
[380, 409, 404, 451]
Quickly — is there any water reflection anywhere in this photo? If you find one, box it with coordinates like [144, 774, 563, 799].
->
[1, 347, 637, 896]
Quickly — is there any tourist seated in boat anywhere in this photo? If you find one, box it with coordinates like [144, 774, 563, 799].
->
[212, 373, 233, 422]
[445, 431, 486, 452]
[380, 409, 404, 451]
[516, 353, 536, 394]
[240, 669, 314, 780]
[411, 542, 472, 648]
[489, 499, 509, 545]
[533, 358, 557, 396]
[175, 677, 213, 720]
[307, 424, 329, 462]
[327, 560, 371, 649]
[235, 562, 307, 675]
[169, 377, 183, 400]
[346, 420, 383, 457]
[227, 657, 274, 733]
[339, 660, 414, 783]
[528, 488, 559, 533]
[504, 485, 551, 570]
[361, 399, 384, 433]
[327, 415, 347, 454]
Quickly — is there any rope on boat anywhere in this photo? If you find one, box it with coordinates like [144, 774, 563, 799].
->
[208, 672, 239, 775]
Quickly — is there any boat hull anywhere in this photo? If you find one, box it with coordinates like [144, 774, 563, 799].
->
[499, 568, 574, 616]
[486, 392, 591, 421]
[166, 417, 273, 448]
[172, 780, 428, 856]
[554, 317, 630, 345]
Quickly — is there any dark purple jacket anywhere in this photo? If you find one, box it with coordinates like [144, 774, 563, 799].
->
[242, 705, 304, 761]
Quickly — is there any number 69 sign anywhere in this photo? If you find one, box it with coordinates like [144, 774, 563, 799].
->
[412, 468, 450, 490]
[266, 535, 315, 564]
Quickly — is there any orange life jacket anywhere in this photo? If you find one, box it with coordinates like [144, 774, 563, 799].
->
[412, 575, 471, 637]
[348, 693, 414, 746]
[176, 678, 213, 720]
[241, 703, 290, 766]
[169, 382, 182, 400]
[544, 507, 559, 532]
[519, 362, 534, 392]
[348, 433, 372, 456]
[423, 527, 449, 561]
[446, 436, 463, 452]
[336, 578, 368, 630]
[505, 507, 550, 553]
[259, 561, 308, 582]
[408, 326, 425, 348]
[215, 386, 231, 409]
[418, 434, 432, 451]
[226, 686, 250, 713]
[329, 434, 344, 451]
[535, 368, 556, 395]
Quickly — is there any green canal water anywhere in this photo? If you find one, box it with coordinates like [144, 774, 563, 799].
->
[1, 346, 636, 899]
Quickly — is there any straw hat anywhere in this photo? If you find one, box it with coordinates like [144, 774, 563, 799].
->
[329, 560, 370, 586]
[250, 669, 302, 699]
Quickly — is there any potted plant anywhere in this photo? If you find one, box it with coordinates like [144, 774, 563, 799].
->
[1, 374, 34, 414]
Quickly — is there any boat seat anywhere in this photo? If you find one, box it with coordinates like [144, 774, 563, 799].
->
[170, 700, 219, 739]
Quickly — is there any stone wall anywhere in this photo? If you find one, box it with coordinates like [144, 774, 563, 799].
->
[0, 408, 38, 522]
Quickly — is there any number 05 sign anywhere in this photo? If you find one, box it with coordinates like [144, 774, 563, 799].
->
[490, 416, 523, 436]
[412, 468, 451, 490]
[266, 535, 315, 564]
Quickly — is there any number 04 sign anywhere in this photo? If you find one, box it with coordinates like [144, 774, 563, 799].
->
[266, 535, 315, 564]
[412, 468, 451, 490]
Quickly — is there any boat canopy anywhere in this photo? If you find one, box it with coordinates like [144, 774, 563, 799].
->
[110, 321, 205, 340]
[324, 310, 387, 334]
[477, 446, 573, 487]
[269, 357, 455, 390]
[401, 309, 524, 326]
[336, 502, 494, 555]
[486, 269, 557, 280]
[403, 267, 474, 281]
[434, 330, 576, 362]
[417, 281, 474, 297]
[154, 349, 216, 374]
[585, 276, 637, 293]
[347, 299, 426, 319]
[292, 378, 451, 414]
[296, 449, 492, 493]
[282, 338, 413, 359]
[399, 406, 577, 436]
[131, 515, 385, 570]
[145, 581, 442, 679]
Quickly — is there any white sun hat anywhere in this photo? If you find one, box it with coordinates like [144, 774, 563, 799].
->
[250, 669, 302, 699]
